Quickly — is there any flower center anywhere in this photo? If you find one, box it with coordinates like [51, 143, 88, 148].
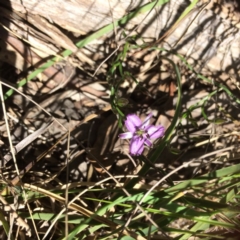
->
[136, 129, 145, 137]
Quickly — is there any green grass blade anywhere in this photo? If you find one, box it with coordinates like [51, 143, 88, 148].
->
[166, 163, 240, 193]
[0, 210, 10, 239]
[176, 0, 199, 23]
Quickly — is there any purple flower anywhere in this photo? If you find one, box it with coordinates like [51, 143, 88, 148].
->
[119, 113, 165, 156]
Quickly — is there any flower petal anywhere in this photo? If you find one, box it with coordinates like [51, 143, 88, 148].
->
[130, 136, 145, 155]
[141, 113, 152, 129]
[125, 114, 142, 132]
[144, 138, 152, 147]
[119, 132, 133, 139]
[146, 125, 165, 139]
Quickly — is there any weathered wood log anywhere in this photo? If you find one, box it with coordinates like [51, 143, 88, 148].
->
[1, 0, 240, 77]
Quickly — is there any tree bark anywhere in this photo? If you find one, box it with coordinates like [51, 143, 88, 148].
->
[1, 0, 240, 76]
